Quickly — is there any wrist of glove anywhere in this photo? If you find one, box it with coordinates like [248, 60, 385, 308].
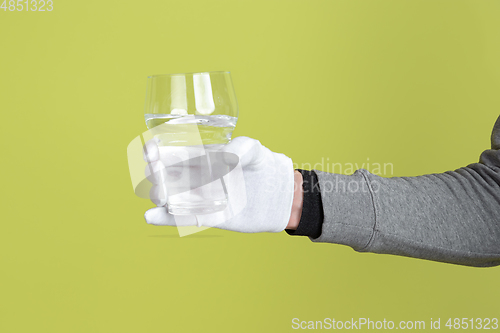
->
[144, 137, 295, 233]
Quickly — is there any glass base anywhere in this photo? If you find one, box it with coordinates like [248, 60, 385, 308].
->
[167, 199, 227, 215]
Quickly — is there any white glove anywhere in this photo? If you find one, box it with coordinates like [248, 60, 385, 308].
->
[144, 137, 295, 233]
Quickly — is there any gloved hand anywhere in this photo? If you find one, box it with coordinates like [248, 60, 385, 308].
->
[143, 137, 295, 233]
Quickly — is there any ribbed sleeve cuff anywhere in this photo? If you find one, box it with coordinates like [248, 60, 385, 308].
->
[285, 169, 324, 239]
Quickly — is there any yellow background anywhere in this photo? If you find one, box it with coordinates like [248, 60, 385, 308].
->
[1, 0, 499, 332]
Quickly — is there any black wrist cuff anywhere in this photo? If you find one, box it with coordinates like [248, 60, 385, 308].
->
[285, 169, 324, 239]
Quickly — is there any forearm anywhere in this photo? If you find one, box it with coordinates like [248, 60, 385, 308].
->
[287, 115, 500, 267]
[313, 166, 500, 267]
[286, 166, 500, 267]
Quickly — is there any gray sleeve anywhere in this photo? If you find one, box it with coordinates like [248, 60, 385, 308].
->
[312, 115, 500, 267]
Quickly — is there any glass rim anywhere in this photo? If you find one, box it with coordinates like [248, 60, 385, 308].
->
[147, 71, 231, 78]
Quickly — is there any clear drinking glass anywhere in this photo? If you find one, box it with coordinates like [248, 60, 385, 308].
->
[144, 71, 238, 215]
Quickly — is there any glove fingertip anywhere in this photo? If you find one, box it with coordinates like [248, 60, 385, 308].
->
[144, 207, 175, 226]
